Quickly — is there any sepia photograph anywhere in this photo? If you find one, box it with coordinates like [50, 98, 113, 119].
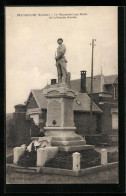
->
[6, 6, 118, 185]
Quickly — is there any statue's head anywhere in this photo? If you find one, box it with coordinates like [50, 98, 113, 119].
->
[57, 38, 63, 44]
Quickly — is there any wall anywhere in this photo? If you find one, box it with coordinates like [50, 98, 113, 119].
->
[74, 112, 99, 136]
[99, 103, 118, 136]
[104, 84, 114, 95]
[90, 92, 118, 136]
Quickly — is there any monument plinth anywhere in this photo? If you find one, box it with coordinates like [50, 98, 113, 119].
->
[43, 85, 94, 152]
[44, 86, 76, 130]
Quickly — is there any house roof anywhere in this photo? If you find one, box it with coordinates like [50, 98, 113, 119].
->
[30, 89, 102, 113]
[32, 89, 47, 109]
[70, 75, 102, 94]
[73, 93, 102, 112]
[26, 74, 117, 113]
[104, 75, 118, 85]
[70, 74, 118, 93]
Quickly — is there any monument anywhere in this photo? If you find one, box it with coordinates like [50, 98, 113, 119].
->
[55, 38, 67, 84]
[43, 38, 94, 152]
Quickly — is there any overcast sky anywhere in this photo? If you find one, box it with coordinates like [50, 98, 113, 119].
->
[6, 6, 118, 113]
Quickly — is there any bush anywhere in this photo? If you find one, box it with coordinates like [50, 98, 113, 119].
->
[7, 124, 17, 148]
[108, 151, 118, 163]
[45, 151, 72, 170]
[85, 134, 110, 146]
[81, 150, 101, 168]
[6, 155, 13, 164]
[17, 144, 37, 167]
[45, 150, 101, 169]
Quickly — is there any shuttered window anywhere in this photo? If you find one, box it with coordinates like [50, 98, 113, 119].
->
[112, 113, 118, 130]
[30, 114, 39, 125]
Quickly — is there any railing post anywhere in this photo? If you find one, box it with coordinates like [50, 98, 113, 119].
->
[72, 152, 80, 172]
[101, 149, 108, 165]
[13, 146, 26, 165]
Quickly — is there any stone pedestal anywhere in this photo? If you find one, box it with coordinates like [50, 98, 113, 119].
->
[43, 85, 94, 152]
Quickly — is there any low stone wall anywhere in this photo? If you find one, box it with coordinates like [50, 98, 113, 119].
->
[10, 147, 118, 176]
[6, 162, 118, 176]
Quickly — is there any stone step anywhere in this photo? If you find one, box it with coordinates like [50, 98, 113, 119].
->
[51, 140, 86, 146]
[58, 145, 94, 152]
[52, 136, 84, 141]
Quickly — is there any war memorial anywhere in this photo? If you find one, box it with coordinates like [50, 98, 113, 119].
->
[7, 38, 118, 178]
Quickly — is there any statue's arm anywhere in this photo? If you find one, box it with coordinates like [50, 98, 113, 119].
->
[56, 45, 66, 60]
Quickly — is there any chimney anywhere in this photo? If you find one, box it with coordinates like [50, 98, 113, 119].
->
[14, 104, 26, 120]
[51, 79, 56, 85]
[14, 104, 26, 113]
[81, 71, 86, 93]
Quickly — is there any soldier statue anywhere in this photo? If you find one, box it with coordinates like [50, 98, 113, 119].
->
[55, 38, 67, 84]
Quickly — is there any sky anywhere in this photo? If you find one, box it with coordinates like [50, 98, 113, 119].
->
[6, 6, 118, 113]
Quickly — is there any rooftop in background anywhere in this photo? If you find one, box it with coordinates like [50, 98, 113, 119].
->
[104, 75, 118, 85]
[29, 89, 102, 113]
[70, 74, 118, 94]
[25, 73, 117, 113]
[45, 74, 118, 94]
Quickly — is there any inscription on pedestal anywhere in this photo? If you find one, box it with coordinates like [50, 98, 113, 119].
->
[48, 100, 61, 126]
[64, 99, 74, 126]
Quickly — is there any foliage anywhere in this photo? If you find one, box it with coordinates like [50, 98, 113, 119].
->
[85, 134, 110, 146]
[17, 147, 37, 167]
[7, 123, 17, 148]
[45, 151, 72, 169]
[81, 150, 101, 168]
[45, 150, 101, 169]
[107, 151, 118, 163]
[6, 155, 13, 164]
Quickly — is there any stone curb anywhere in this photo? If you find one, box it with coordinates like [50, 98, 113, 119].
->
[79, 162, 118, 176]
[6, 162, 118, 176]
[6, 164, 41, 173]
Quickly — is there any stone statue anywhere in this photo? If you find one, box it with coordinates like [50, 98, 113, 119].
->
[55, 38, 67, 84]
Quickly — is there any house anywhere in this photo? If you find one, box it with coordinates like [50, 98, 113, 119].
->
[24, 71, 118, 142]
[70, 72, 118, 142]
[7, 104, 41, 147]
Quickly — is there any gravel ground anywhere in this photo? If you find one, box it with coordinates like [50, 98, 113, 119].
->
[6, 166, 118, 184]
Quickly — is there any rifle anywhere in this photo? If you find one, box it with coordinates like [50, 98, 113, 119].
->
[55, 51, 58, 66]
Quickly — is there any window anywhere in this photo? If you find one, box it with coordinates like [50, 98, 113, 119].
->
[30, 114, 39, 125]
[112, 113, 118, 130]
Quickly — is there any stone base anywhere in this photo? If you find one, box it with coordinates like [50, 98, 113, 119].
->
[44, 127, 94, 152]
[51, 139, 86, 146]
[44, 127, 77, 137]
[58, 145, 94, 152]
[52, 137, 94, 152]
